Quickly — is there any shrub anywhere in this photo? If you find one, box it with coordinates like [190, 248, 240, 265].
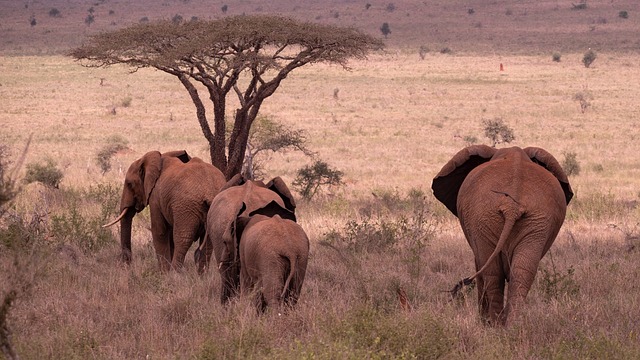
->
[24, 158, 63, 188]
[50, 184, 119, 253]
[562, 152, 581, 176]
[418, 45, 429, 60]
[241, 116, 314, 180]
[582, 49, 597, 68]
[172, 14, 183, 24]
[85, 14, 95, 26]
[95, 135, 129, 175]
[385, 3, 396, 12]
[483, 117, 515, 147]
[538, 255, 580, 302]
[380, 22, 391, 38]
[120, 96, 132, 107]
[221, 5, 228, 13]
[552, 52, 562, 62]
[293, 160, 343, 200]
[321, 189, 436, 253]
[463, 135, 478, 145]
[619, 10, 628, 19]
[440, 47, 452, 54]
[49, 8, 61, 18]
[571, 1, 588, 10]
[573, 91, 592, 113]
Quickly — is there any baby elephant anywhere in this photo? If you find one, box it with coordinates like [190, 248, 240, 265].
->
[235, 201, 309, 312]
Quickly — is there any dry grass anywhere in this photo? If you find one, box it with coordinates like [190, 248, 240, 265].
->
[2, 1, 640, 358]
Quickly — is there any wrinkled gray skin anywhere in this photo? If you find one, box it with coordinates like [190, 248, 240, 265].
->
[432, 145, 573, 326]
[195, 174, 296, 304]
[106, 150, 226, 271]
[236, 201, 309, 312]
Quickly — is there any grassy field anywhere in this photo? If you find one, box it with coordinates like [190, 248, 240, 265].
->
[2, 0, 640, 359]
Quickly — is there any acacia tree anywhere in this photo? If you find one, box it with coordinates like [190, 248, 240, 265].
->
[70, 15, 384, 178]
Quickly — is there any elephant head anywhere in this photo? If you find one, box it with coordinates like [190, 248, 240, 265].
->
[104, 150, 192, 264]
[432, 145, 573, 326]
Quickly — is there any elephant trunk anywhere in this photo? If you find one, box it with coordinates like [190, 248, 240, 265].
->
[119, 208, 135, 264]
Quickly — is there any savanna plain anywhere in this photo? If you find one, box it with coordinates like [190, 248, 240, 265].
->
[2, 1, 640, 359]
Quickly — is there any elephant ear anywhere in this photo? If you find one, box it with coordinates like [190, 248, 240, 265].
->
[141, 151, 162, 206]
[523, 147, 574, 205]
[161, 150, 191, 163]
[248, 200, 297, 222]
[220, 173, 246, 192]
[431, 145, 496, 217]
[265, 177, 296, 212]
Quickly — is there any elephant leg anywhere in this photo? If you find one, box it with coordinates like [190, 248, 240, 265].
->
[219, 263, 240, 304]
[286, 260, 307, 307]
[170, 226, 198, 270]
[152, 220, 172, 271]
[504, 244, 545, 326]
[477, 273, 506, 325]
[261, 269, 284, 311]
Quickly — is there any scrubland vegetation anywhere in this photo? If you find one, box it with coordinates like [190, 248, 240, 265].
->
[2, 0, 640, 359]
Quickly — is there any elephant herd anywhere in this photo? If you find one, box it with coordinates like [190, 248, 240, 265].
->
[105, 145, 573, 326]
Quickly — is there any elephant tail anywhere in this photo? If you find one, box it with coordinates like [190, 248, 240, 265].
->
[451, 205, 524, 298]
[280, 255, 298, 303]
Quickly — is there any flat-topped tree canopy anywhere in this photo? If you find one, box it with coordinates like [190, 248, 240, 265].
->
[70, 15, 384, 179]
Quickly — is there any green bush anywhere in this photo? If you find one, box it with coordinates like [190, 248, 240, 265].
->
[49, 8, 61, 17]
[322, 189, 436, 253]
[24, 158, 63, 188]
[552, 52, 562, 62]
[50, 184, 119, 253]
[483, 117, 515, 147]
[582, 49, 597, 68]
[95, 135, 129, 174]
[538, 262, 580, 302]
[619, 10, 628, 19]
[293, 160, 343, 200]
[562, 152, 581, 176]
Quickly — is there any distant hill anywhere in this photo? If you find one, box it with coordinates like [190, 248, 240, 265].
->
[1, 0, 639, 55]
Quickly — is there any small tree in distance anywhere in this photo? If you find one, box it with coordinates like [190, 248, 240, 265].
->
[380, 22, 391, 38]
[293, 160, 343, 200]
[582, 49, 597, 68]
[483, 118, 515, 147]
[241, 116, 315, 180]
[70, 16, 384, 179]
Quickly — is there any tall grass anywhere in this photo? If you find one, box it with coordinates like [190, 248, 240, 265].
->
[1, 182, 640, 358]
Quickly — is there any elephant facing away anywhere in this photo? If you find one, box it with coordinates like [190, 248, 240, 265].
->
[195, 174, 296, 304]
[235, 201, 309, 312]
[432, 145, 573, 326]
[104, 150, 226, 271]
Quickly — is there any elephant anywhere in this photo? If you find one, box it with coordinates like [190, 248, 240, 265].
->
[431, 145, 573, 326]
[103, 150, 226, 271]
[194, 174, 296, 304]
[235, 201, 310, 312]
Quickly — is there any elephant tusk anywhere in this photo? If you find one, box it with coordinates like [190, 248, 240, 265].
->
[218, 262, 223, 270]
[102, 208, 128, 228]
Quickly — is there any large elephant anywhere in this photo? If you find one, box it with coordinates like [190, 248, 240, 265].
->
[195, 174, 296, 304]
[235, 201, 309, 312]
[431, 145, 573, 326]
[104, 150, 226, 270]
